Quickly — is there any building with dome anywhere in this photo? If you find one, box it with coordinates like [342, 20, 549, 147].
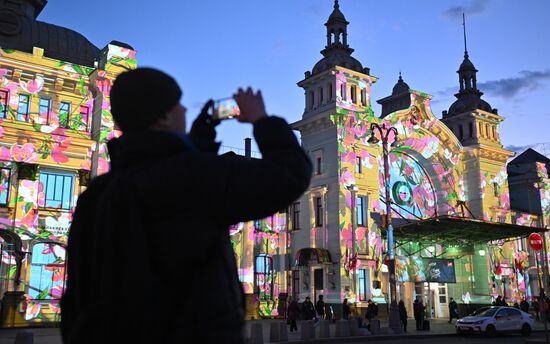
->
[231, 0, 550, 321]
[0, 0, 136, 326]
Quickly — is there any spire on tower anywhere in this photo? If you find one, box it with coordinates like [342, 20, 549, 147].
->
[463, 13, 469, 58]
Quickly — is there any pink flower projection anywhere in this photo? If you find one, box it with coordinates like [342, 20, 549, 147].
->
[10, 143, 38, 163]
[20, 77, 44, 95]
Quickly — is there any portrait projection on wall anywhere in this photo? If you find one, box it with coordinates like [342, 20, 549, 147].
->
[396, 256, 456, 283]
[382, 152, 436, 220]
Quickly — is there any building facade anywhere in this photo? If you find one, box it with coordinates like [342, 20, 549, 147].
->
[0, 0, 135, 326]
[233, 1, 550, 320]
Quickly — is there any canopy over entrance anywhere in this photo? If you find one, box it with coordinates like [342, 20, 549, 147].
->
[378, 215, 548, 246]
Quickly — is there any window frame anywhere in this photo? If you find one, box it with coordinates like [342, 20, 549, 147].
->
[78, 105, 90, 131]
[17, 94, 30, 122]
[38, 97, 51, 124]
[358, 269, 370, 301]
[350, 85, 357, 103]
[314, 196, 323, 227]
[0, 167, 11, 206]
[356, 156, 362, 174]
[39, 170, 75, 211]
[0, 89, 9, 119]
[254, 254, 274, 301]
[357, 195, 367, 227]
[360, 88, 367, 106]
[291, 201, 300, 230]
[58, 101, 71, 128]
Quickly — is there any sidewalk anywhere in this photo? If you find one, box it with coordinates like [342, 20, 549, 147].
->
[0, 318, 547, 343]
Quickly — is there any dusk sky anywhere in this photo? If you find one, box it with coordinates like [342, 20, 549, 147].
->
[41, 0, 550, 156]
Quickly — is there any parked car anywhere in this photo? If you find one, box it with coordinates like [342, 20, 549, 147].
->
[455, 306, 533, 337]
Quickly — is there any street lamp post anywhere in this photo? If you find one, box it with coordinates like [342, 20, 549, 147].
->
[368, 122, 402, 333]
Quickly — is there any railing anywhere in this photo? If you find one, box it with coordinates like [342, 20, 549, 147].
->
[219, 145, 261, 159]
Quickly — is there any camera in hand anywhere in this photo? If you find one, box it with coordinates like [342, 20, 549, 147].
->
[213, 98, 240, 121]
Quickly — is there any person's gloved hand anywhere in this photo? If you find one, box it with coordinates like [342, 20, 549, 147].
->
[188, 100, 221, 153]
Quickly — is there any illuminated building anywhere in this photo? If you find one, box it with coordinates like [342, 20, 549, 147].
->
[284, 1, 550, 320]
[0, 0, 135, 326]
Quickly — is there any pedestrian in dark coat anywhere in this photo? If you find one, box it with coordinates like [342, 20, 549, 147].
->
[60, 68, 312, 344]
[413, 299, 420, 330]
[366, 299, 376, 322]
[398, 300, 407, 332]
[448, 297, 459, 323]
[288, 298, 300, 332]
[533, 298, 541, 320]
[520, 298, 529, 313]
[302, 297, 315, 320]
[316, 295, 326, 320]
[342, 298, 351, 320]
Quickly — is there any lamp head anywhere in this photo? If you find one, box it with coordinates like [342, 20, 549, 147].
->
[367, 133, 379, 144]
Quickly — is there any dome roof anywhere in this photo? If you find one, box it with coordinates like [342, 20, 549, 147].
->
[312, 49, 363, 75]
[459, 55, 477, 72]
[447, 93, 493, 116]
[392, 75, 409, 95]
[0, 13, 99, 67]
[328, 6, 347, 22]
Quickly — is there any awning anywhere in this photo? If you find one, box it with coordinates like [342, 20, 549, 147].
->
[295, 248, 332, 266]
[381, 215, 548, 246]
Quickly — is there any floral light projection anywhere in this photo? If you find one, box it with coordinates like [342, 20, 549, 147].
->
[0, 43, 136, 324]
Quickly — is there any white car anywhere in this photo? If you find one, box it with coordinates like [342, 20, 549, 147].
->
[455, 306, 534, 337]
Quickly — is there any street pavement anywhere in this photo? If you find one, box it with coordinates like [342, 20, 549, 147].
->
[0, 318, 548, 343]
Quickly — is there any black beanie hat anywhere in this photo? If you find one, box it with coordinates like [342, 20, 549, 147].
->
[110, 67, 182, 131]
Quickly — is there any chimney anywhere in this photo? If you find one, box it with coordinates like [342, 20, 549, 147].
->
[245, 138, 252, 159]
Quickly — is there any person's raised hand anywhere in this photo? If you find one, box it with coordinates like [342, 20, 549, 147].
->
[233, 87, 268, 124]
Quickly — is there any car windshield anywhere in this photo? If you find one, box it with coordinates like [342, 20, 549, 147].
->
[470, 307, 498, 317]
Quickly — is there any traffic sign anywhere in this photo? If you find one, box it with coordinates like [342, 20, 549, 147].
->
[529, 232, 544, 251]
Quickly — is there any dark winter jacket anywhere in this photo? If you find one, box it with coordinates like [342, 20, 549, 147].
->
[288, 300, 300, 321]
[60, 117, 312, 344]
[302, 300, 315, 320]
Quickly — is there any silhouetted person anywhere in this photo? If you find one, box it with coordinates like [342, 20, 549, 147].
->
[448, 297, 458, 323]
[342, 298, 351, 320]
[316, 295, 326, 320]
[520, 298, 529, 313]
[288, 298, 300, 332]
[398, 300, 407, 332]
[413, 299, 421, 330]
[513, 301, 520, 309]
[533, 298, 540, 320]
[60, 68, 312, 344]
[366, 299, 376, 322]
[302, 297, 315, 320]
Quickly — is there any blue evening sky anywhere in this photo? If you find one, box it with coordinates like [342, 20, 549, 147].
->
[41, 0, 550, 156]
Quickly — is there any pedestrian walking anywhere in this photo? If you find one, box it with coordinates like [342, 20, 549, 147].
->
[448, 297, 459, 323]
[60, 68, 312, 344]
[520, 298, 529, 313]
[316, 295, 326, 320]
[398, 300, 407, 333]
[288, 298, 300, 332]
[302, 297, 315, 320]
[418, 299, 426, 330]
[533, 298, 541, 320]
[342, 298, 351, 320]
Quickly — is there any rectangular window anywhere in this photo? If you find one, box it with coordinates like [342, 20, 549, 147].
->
[39, 171, 74, 210]
[59, 101, 71, 128]
[340, 83, 346, 100]
[328, 83, 333, 101]
[0, 168, 11, 206]
[319, 87, 324, 104]
[315, 196, 323, 227]
[360, 89, 367, 106]
[0, 90, 8, 118]
[77, 105, 90, 131]
[356, 157, 362, 174]
[357, 195, 367, 226]
[291, 202, 300, 230]
[459, 125, 464, 140]
[358, 269, 370, 301]
[17, 94, 30, 121]
[351, 85, 357, 103]
[468, 122, 473, 138]
[316, 157, 322, 175]
[38, 98, 51, 124]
